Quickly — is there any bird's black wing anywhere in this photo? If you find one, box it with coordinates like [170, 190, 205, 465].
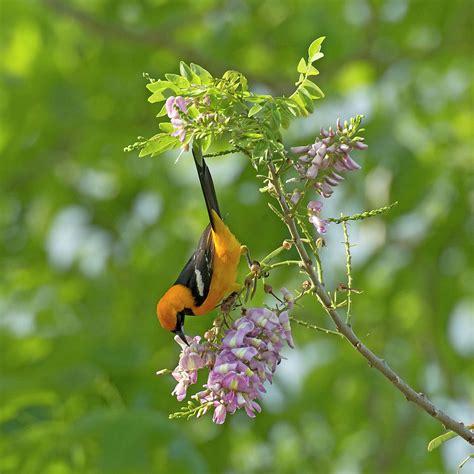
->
[174, 224, 214, 307]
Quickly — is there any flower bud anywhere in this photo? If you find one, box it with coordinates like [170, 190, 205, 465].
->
[325, 176, 339, 187]
[343, 155, 362, 171]
[306, 164, 319, 179]
[290, 190, 301, 205]
[290, 145, 310, 155]
[339, 144, 350, 153]
[307, 200, 323, 213]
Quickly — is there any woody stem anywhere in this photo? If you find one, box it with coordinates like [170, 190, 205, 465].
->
[267, 160, 474, 445]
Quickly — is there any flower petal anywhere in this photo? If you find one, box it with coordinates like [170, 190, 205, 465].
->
[231, 346, 258, 361]
[212, 404, 227, 424]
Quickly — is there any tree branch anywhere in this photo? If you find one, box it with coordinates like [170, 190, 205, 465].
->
[268, 161, 474, 445]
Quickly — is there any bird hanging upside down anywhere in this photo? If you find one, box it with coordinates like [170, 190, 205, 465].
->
[156, 144, 247, 344]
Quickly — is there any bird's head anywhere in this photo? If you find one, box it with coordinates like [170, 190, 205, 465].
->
[156, 285, 195, 345]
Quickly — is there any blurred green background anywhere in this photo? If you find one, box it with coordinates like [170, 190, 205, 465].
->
[1, 0, 473, 473]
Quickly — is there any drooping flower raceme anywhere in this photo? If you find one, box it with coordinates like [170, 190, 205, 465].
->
[290, 117, 368, 234]
[167, 304, 294, 424]
[290, 118, 367, 198]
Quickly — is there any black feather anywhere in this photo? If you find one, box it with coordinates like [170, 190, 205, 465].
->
[174, 224, 214, 306]
[192, 145, 221, 230]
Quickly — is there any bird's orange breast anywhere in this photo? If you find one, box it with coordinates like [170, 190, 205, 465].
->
[192, 210, 242, 315]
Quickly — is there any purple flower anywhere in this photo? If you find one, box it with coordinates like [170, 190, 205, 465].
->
[307, 200, 328, 234]
[290, 117, 367, 200]
[324, 175, 340, 187]
[314, 182, 334, 198]
[342, 154, 361, 171]
[309, 214, 328, 234]
[329, 171, 344, 183]
[307, 200, 323, 213]
[280, 287, 294, 310]
[278, 310, 295, 348]
[306, 164, 319, 179]
[165, 304, 294, 424]
[212, 403, 227, 424]
[165, 96, 189, 118]
[165, 96, 191, 146]
[169, 335, 215, 401]
[290, 145, 310, 155]
[290, 190, 301, 205]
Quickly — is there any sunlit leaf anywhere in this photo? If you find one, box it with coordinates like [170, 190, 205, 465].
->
[308, 36, 326, 62]
[248, 103, 263, 117]
[165, 74, 190, 89]
[297, 57, 307, 73]
[190, 63, 213, 84]
[139, 133, 180, 157]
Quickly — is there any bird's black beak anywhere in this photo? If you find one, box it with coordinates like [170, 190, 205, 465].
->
[175, 326, 189, 346]
[173, 311, 189, 346]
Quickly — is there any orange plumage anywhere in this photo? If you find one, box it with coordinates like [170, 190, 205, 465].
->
[156, 146, 245, 343]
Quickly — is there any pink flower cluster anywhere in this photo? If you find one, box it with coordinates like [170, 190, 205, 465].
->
[165, 96, 191, 144]
[290, 118, 368, 234]
[169, 306, 294, 424]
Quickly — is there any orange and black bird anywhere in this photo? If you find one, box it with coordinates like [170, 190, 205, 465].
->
[156, 144, 246, 344]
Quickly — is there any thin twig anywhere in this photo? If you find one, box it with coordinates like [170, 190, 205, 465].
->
[268, 161, 474, 445]
[203, 148, 240, 158]
[342, 218, 353, 324]
[290, 316, 342, 337]
[328, 202, 398, 224]
[260, 244, 288, 265]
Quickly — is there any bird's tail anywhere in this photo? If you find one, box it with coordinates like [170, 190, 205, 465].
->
[192, 144, 221, 230]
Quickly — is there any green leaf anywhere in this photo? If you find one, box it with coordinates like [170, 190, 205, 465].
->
[308, 36, 326, 62]
[280, 111, 290, 129]
[190, 63, 213, 84]
[248, 103, 263, 117]
[187, 103, 199, 119]
[269, 103, 281, 128]
[307, 64, 320, 76]
[146, 80, 175, 93]
[297, 57, 307, 73]
[291, 93, 308, 115]
[159, 123, 174, 133]
[147, 91, 166, 103]
[180, 61, 201, 84]
[252, 140, 269, 161]
[298, 88, 314, 113]
[148, 87, 176, 103]
[295, 73, 305, 85]
[195, 134, 212, 152]
[310, 52, 324, 62]
[222, 70, 248, 91]
[276, 100, 296, 126]
[427, 431, 459, 452]
[303, 79, 324, 99]
[165, 73, 190, 89]
[139, 133, 180, 157]
[283, 98, 301, 115]
[156, 103, 168, 117]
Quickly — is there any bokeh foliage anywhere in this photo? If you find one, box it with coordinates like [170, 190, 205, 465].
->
[1, 0, 473, 473]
